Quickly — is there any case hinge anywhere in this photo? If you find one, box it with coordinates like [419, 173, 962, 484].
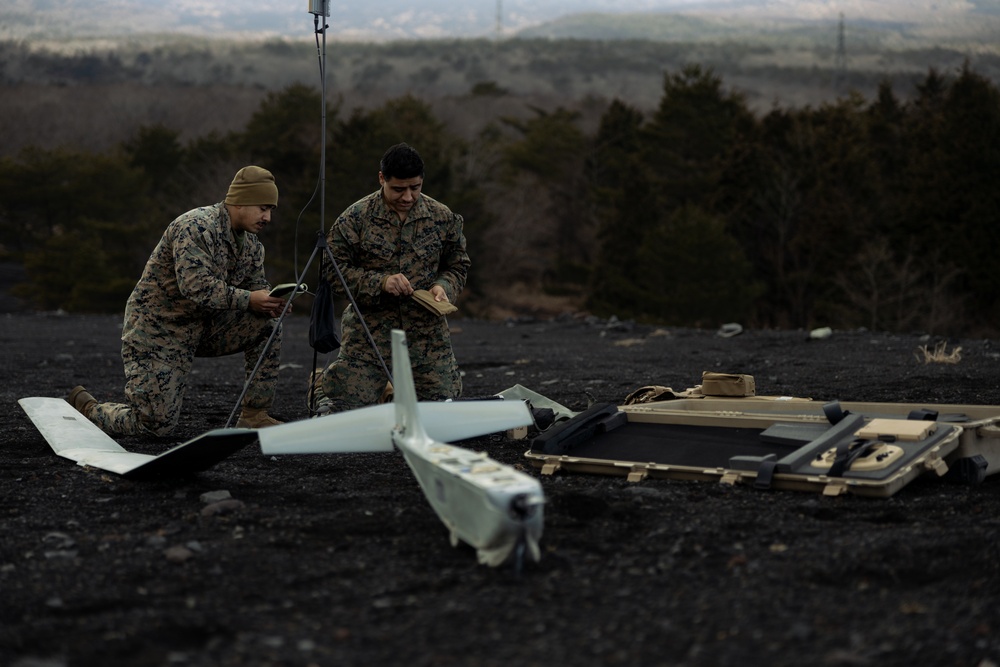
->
[540, 457, 562, 476]
[720, 471, 742, 486]
[923, 455, 949, 476]
[822, 481, 848, 496]
[626, 465, 648, 483]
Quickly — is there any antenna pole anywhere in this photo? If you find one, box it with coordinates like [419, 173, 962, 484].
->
[311, 0, 330, 234]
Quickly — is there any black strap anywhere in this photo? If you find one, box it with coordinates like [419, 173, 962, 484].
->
[828, 438, 879, 477]
[532, 402, 621, 455]
[754, 455, 778, 489]
[823, 401, 850, 425]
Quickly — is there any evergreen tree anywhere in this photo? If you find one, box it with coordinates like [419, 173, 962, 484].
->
[123, 124, 185, 190]
[723, 95, 879, 329]
[637, 204, 759, 326]
[500, 107, 592, 289]
[329, 95, 455, 212]
[587, 99, 654, 317]
[1, 148, 150, 311]
[643, 64, 755, 212]
[935, 64, 1000, 329]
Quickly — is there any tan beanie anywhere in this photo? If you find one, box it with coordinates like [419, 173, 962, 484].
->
[225, 166, 279, 206]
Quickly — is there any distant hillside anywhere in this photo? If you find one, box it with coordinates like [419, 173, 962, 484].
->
[2, 31, 998, 156]
[515, 13, 754, 43]
[515, 11, 1000, 50]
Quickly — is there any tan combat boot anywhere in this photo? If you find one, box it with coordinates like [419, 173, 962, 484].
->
[236, 407, 283, 429]
[67, 386, 97, 417]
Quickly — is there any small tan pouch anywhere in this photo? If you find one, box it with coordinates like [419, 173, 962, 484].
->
[412, 289, 458, 316]
[700, 371, 756, 397]
[855, 418, 937, 441]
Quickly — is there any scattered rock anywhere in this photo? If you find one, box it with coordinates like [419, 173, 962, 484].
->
[201, 499, 245, 517]
[200, 490, 232, 504]
[164, 545, 194, 563]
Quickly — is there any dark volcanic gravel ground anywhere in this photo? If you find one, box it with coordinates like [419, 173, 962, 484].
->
[2, 312, 1000, 667]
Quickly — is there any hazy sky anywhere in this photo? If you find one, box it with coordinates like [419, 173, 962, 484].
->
[3, 0, 990, 40]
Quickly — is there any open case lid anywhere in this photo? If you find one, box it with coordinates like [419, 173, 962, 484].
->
[525, 401, 966, 498]
[620, 397, 1000, 479]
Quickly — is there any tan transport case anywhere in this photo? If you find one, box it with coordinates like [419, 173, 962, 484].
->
[525, 396, 1000, 497]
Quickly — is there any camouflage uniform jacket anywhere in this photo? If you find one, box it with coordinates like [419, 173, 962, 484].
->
[326, 190, 470, 361]
[122, 202, 270, 361]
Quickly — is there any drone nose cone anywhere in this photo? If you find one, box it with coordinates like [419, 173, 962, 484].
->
[509, 492, 545, 519]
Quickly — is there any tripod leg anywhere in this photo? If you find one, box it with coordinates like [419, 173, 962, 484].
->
[225, 242, 323, 428]
[322, 243, 393, 384]
[307, 251, 326, 417]
[227, 233, 394, 428]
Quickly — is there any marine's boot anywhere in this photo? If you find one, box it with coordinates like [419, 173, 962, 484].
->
[67, 385, 97, 418]
[307, 368, 333, 417]
[236, 407, 284, 429]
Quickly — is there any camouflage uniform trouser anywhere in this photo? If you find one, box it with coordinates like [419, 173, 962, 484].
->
[91, 311, 281, 436]
[315, 327, 461, 414]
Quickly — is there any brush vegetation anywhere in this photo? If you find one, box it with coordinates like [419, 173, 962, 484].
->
[1, 34, 999, 334]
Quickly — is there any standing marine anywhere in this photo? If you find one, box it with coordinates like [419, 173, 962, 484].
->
[314, 143, 470, 413]
[68, 166, 289, 435]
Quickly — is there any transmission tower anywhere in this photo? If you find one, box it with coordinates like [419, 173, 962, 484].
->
[489, 0, 503, 82]
[834, 12, 848, 91]
[495, 0, 502, 41]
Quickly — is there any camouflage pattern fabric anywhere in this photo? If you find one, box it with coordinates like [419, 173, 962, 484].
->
[90, 203, 281, 436]
[318, 190, 469, 412]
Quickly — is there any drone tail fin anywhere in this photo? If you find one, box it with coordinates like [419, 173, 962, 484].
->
[390, 329, 431, 444]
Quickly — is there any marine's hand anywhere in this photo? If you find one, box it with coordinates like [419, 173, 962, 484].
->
[429, 284, 450, 302]
[250, 289, 289, 317]
[383, 273, 414, 297]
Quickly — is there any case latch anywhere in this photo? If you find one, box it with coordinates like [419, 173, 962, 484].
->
[540, 457, 562, 476]
[626, 465, 649, 483]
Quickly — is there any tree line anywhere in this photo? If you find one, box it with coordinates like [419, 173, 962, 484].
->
[1, 61, 998, 334]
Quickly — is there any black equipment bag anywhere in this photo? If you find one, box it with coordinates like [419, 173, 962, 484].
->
[309, 279, 340, 353]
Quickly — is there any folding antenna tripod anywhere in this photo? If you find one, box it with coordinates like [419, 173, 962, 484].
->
[224, 2, 390, 428]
